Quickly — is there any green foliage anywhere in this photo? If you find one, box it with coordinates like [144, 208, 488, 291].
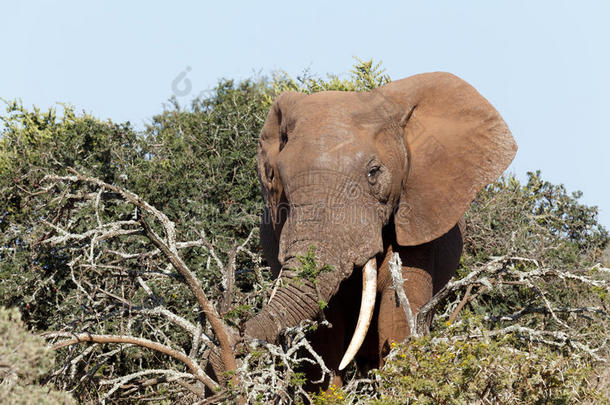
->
[463, 171, 608, 271]
[271, 58, 391, 96]
[0, 100, 138, 219]
[374, 317, 601, 404]
[457, 172, 609, 343]
[311, 314, 604, 404]
[0, 57, 390, 317]
[295, 246, 334, 285]
[290, 371, 307, 388]
[0, 307, 75, 404]
[0, 59, 608, 403]
[285, 246, 335, 311]
[0, 100, 139, 329]
[135, 79, 270, 248]
[224, 304, 253, 322]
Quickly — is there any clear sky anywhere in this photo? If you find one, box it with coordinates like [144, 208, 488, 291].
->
[3, 1, 609, 227]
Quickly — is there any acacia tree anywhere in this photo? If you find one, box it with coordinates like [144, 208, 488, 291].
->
[1, 61, 609, 403]
[0, 87, 271, 401]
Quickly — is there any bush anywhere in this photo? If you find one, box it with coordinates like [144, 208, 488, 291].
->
[0, 60, 608, 403]
[463, 171, 608, 270]
[373, 316, 602, 404]
[0, 307, 75, 404]
[309, 171, 609, 404]
[0, 102, 139, 330]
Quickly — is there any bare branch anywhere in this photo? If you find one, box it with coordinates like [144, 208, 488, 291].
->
[41, 219, 140, 246]
[220, 244, 238, 314]
[235, 321, 330, 403]
[388, 252, 418, 337]
[415, 257, 507, 335]
[140, 218, 238, 376]
[46, 332, 219, 392]
[485, 305, 610, 322]
[448, 284, 474, 324]
[43, 170, 239, 378]
[199, 230, 225, 271]
[99, 369, 201, 400]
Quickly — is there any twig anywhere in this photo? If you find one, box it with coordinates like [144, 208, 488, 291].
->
[448, 284, 474, 323]
[221, 244, 238, 314]
[99, 369, 201, 400]
[44, 170, 238, 379]
[140, 218, 238, 377]
[388, 252, 417, 337]
[415, 256, 507, 335]
[485, 306, 609, 322]
[46, 332, 219, 391]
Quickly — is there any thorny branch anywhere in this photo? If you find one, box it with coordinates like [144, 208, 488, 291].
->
[46, 332, 218, 391]
[139, 217, 238, 376]
[38, 169, 258, 401]
[31, 169, 610, 403]
[48, 169, 236, 375]
[234, 321, 330, 404]
[99, 369, 203, 401]
[390, 255, 610, 359]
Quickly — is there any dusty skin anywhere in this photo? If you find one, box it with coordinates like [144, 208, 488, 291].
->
[228, 72, 516, 388]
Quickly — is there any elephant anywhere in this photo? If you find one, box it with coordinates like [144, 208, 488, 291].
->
[242, 72, 517, 387]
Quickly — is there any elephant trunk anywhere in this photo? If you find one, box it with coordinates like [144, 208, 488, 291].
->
[244, 256, 378, 371]
[243, 274, 320, 342]
[245, 199, 383, 367]
[243, 245, 340, 342]
[245, 238, 332, 336]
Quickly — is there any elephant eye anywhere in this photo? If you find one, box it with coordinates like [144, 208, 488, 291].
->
[367, 166, 381, 183]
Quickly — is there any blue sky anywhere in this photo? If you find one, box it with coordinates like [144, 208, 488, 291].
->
[3, 1, 609, 227]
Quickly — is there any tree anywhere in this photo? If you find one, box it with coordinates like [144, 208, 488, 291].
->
[1, 60, 608, 403]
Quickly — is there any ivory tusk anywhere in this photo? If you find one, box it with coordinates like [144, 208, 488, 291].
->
[338, 258, 377, 370]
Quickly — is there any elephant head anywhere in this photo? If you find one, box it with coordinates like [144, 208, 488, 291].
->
[245, 72, 517, 369]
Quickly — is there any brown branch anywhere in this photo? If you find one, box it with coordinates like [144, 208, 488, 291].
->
[49, 333, 219, 392]
[448, 284, 474, 324]
[140, 218, 238, 378]
[44, 170, 239, 379]
[195, 391, 232, 405]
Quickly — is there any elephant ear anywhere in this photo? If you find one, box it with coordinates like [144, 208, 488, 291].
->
[378, 72, 517, 246]
[257, 91, 305, 236]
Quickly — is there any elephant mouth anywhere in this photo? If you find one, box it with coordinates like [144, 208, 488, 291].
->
[338, 257, 377, 370]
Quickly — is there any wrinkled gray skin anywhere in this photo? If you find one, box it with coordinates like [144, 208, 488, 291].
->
[247, 91, 403, 340]
[240, 72, 517, 385]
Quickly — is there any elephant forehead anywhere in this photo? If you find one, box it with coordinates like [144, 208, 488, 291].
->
[289, 91, 393, 134]
[277, 91, 403, 178]
[281, 133, 370, 178]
